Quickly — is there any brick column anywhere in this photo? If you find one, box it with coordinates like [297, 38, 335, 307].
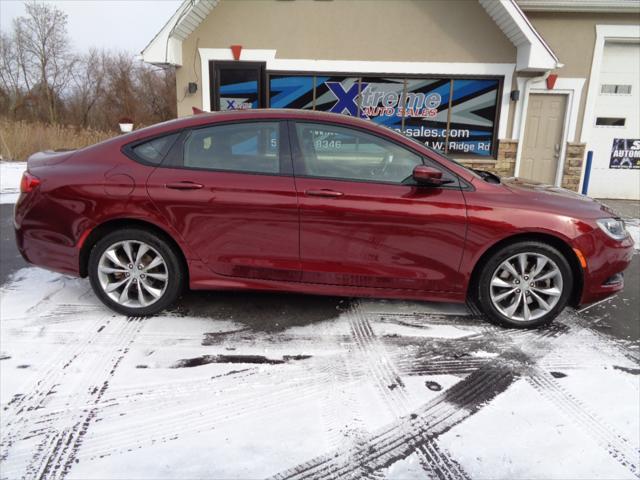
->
[561, 143, 586, 192]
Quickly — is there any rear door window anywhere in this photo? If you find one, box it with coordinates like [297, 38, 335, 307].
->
[183, 122, 280, 174]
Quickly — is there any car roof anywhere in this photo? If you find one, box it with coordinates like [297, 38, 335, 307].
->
[130, 108, 381, 138]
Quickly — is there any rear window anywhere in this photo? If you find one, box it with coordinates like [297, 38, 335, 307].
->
[130, 133, 179, 165]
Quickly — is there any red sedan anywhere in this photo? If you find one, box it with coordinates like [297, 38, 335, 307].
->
[14, 110, 634, 327]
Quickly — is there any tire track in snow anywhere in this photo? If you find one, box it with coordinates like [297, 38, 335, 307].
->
[77, 369, 332, 461]
[269, 363, 518, 480]
[345, 303, 471, 480]
[0, 315, 106, 464]
[527, 369, 640, 478]
[3, 317, 145, 480]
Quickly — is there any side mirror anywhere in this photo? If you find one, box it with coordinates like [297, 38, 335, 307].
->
[413, 165, 447, 186]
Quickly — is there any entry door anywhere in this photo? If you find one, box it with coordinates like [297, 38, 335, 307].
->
[291, 121, 468, 293]
[520, 93, 567, 184]
[210, 61, 266, 111]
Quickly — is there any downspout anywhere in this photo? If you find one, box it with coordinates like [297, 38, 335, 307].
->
[513, 70, 551, 178]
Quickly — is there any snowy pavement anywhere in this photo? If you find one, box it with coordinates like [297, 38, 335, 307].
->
[1, 267, 639, 479]
[0, 162, 24, 205]
[1, 160, 639, 479]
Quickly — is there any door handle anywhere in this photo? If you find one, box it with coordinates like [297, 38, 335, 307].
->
[165, 181, 204, 190]
[305, 189, 344, 198]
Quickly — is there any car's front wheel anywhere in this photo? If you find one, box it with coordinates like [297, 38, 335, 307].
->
[88, 228, 184, 316]
[476, 241, 573, 328]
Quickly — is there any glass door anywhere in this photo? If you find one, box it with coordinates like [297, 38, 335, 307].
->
[210, 61, 266, 111]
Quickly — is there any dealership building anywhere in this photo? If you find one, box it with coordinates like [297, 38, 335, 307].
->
[143, 0, 640, 199]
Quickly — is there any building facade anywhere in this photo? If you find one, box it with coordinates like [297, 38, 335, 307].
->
[143, 0, 640, 199]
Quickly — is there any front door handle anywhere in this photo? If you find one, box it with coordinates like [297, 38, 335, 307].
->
[305, 189, 344, 198]
[165, 181, 204, 190]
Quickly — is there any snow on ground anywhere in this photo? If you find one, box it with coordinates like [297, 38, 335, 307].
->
[0, 162, 25, 204]
[1, 267, 639, 479]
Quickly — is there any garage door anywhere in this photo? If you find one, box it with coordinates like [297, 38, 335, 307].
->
[587, 41, 640, 200]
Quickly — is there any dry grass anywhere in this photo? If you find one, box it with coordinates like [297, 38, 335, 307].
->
[0, 118, 115, 161]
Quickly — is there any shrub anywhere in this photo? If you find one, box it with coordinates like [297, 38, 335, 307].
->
[0, 117, 114, 161]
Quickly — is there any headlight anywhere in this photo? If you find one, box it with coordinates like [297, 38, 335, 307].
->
[597, 218, 628, 241]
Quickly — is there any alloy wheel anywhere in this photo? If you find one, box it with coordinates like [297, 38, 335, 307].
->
[97, 240, 169, 308]
[489, 252, 563, 322]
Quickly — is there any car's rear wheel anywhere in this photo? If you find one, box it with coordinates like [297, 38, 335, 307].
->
[88, 228, 184, 316]
[476, 241, 573, 328]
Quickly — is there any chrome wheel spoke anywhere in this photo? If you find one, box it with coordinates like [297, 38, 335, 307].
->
[530, 290, 551, 310]
[491, 277, 513, 288]
[143, 255, 164, 272]
[494, 288, 517, 302]
[140, 278, 162, 299]
[135, 244, 149, 266]
[503, 261, 520, 278]
[106, 277, 129, 293]
[522, 297, 531, 321]
[504, 291, 523, 317]
[531, 286, 561, 297]
[123, 241, 135, 264]
[534, 269, 559, 282]
[517, 253, 528, 276]
[99, 266, 127, 275]
[145, 271, 168, 281]
[105, 250, 126, 269]
[136, 281, 147, 307]
[531, 257, 548, 278]
[118, 279, 134, 303]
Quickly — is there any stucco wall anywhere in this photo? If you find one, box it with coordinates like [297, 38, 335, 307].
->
[176, 0, 516, 117]
[527, 11, 640, 141]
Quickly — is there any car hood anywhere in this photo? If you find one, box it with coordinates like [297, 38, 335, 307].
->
[499, 177, 620, 219]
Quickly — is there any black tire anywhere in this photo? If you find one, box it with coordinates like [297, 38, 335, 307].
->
[476, 241, 573, 328]
[88, 228, 184, 316]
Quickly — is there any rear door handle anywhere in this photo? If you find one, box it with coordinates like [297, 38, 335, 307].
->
[305, 189, 344, 198]
[165, 181, 204, 190]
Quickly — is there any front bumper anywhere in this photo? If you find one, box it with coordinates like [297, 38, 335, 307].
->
[574, 228, 635, 305]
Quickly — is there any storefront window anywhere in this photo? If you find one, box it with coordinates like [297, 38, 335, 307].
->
[446, 79, 499, 156]
[267, 74, 501, 157]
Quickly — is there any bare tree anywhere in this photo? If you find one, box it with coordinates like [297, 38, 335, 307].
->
[13, 1, 74, 123]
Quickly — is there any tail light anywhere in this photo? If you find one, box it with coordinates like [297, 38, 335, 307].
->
[20, 172, 41, 193]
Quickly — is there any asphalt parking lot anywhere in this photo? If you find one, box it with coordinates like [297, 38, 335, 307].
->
[1, 202, 639, 479]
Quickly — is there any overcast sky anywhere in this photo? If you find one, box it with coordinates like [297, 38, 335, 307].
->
[0, 0, 182, 54]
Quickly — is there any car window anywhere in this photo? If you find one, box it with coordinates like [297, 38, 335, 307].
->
[294, 122, 423, 183]
[131, 133, 180, 165]
[183, 122, 279, 174]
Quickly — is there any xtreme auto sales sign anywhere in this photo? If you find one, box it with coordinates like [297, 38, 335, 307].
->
[609, 138, 640, 169]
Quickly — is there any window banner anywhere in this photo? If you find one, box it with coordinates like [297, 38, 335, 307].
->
[314, 76, 361, 115]
[609, 138, 640, 169]
[358, 77, 405, 131]
[268, 75, 315, 109]
[402, 79, 451, 152]
[446, 79, 499, 156]
[219, 77, 259, 111]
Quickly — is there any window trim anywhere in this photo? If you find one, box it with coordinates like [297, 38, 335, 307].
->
[288, 119, 466, 190]
[167, 119, 294, 177]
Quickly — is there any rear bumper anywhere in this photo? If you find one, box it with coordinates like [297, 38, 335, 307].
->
[575, 229, 635, 305]
[15, 227, 81, 277]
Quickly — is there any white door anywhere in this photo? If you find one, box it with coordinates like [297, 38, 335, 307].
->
[587, 41, 640, 200]
[521, 94, 567, 184]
